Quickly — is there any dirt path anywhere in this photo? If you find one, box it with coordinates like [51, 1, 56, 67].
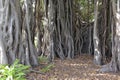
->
[27, 54, 120, 80]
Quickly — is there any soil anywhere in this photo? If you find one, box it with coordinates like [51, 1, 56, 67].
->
[26, 54, 120, 80]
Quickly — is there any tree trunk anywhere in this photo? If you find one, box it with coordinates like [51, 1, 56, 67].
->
[93, 0, 102, 65]
[100, 0, 120, 72]
[0, 0, 38, 66]
[43, 0, 74, 61]
[0, 0, 8, 64]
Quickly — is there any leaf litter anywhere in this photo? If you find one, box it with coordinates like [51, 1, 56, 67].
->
[26, 54, 120, 80]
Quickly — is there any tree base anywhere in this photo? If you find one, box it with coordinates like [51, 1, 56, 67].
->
[99, 61, 118, 73]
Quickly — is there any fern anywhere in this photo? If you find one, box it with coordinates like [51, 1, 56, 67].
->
[40, 64, 54, 73]
[0, 59, 30, 80]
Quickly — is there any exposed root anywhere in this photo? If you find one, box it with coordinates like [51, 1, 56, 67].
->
[99, 61, 118, 73]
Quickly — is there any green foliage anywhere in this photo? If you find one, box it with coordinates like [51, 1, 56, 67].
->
[38, 55, 48, 63]
[40, 64, 54, 73]
[74, 0, 94, 22]
[0, 59, 30, 80]
[20, 0, 24, 6]
[38, 56, 54, 73]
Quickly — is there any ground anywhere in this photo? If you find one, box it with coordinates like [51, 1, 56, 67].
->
[26, 54, 120, 80]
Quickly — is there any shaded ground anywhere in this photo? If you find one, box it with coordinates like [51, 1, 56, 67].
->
[26, 54, 120, 80]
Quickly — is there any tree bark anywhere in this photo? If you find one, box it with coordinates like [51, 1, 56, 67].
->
[100, 0, 120, 72]
[93, 0, 102, 65]
[0, 0, 38, 66]
[43, 0, 74, 61]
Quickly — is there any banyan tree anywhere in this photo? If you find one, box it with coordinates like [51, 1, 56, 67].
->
[0, 0, 120, 72]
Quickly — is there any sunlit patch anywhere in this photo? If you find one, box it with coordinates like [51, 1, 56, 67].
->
[42, 17, 48, 26]
[95, 48, 100, 55]
[69, 63, 89, 67]
[95, 40, 98, 45]
[89, 73, 117, 78]
[116, 13, 120, 36]
[50, 77, 94, 80]
[118, 48, 120, 52]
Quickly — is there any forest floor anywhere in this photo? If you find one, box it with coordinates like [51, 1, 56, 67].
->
[26, 54, 120, 80]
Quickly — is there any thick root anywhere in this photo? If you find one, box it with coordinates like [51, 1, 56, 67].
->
[99, 61, 118, 73]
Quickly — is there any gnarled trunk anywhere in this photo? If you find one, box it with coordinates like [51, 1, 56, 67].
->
[43, 0, 74, 61]
[100, 0, 120, 72]
[0, 0, 38, 66]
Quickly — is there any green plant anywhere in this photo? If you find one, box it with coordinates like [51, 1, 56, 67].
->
[0, 59, 30, 80]
[38, 56, 55, 73]
[38, 55, 48, 63]
[40, 64, 54, 73]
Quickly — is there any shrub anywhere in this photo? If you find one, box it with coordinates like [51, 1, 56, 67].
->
[0, 59, 30, 80]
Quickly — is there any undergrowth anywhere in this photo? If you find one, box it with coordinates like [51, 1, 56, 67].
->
[38, 56, 55, 73]
[0, 59, 30, 80]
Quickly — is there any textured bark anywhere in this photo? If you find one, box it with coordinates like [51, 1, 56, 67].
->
[0, 0, 38, 66]
[100, 0, 120, 72]
[43, 0, 74, 61]
[35, 0, 43, 56]
[0, 35, 8, 64]
[24, 0, 38, 65]
[0, 0, 8, 64]
[93, 0, 102, 65]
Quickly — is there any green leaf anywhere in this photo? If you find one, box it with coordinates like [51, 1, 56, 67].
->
[0, 59, 30, 80]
